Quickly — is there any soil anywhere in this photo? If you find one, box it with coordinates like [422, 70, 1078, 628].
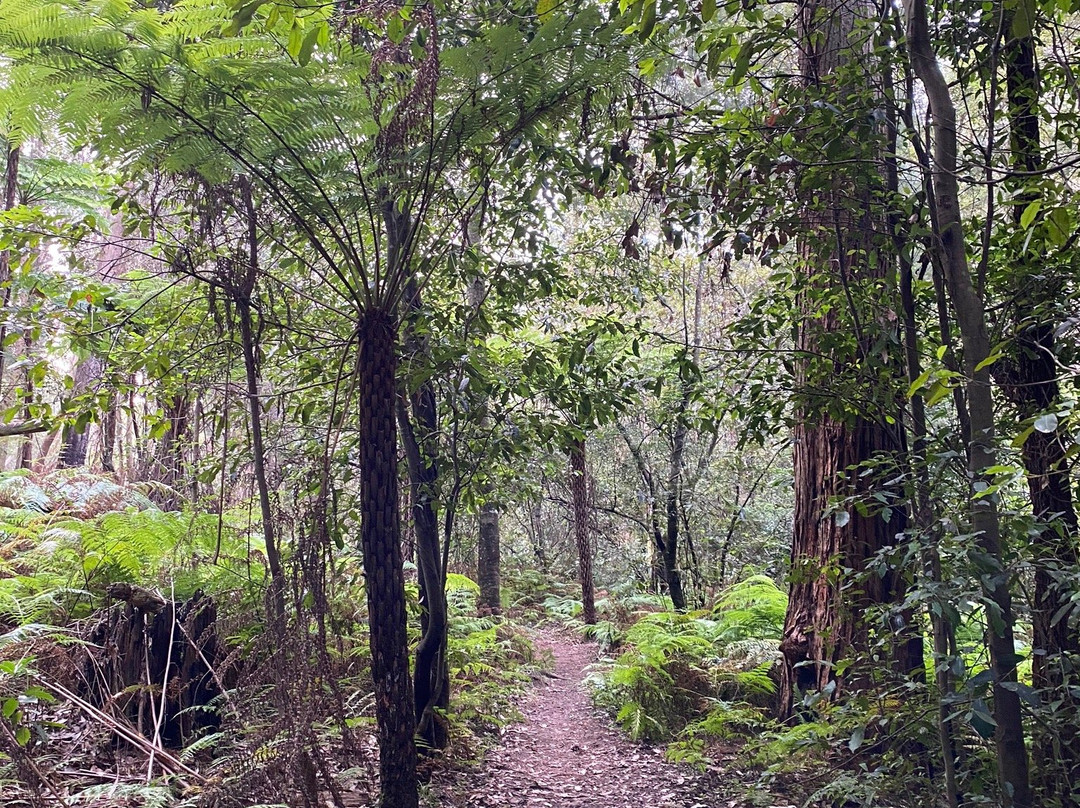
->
[436, 628, 737, 808]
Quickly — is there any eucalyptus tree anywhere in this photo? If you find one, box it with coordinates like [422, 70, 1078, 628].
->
[622, 0, 924, 711]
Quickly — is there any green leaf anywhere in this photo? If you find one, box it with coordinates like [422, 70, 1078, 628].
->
[297, 24, 321, 66]
[537, 0, 557, 21]
[702, 0, 717, 21]
[639, 0, 657, 42]
[1012, 425, 1034, 448]
[1010, 0, 1035, 39]
[974, 350, 1001, 372]
[1046, 207, 1071, 248]
[926, 379, 951, 407]
[286, 21, 304, 60]
[387, 13, 404, 44]
[225, 0, 266, 36]
[848, 725, 865, 752]
[906, 369, 931, 398]
[1019, 199, 1041, 230]
[969, 698, 996, 739]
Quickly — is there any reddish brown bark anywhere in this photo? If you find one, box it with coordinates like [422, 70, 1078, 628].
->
[780, 417, 912, 710]
[779, 0, 921, 716]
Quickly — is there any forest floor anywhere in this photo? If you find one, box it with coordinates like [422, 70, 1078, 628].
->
[434, 628, 744, 808]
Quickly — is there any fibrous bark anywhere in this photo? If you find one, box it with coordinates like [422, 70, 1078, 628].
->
[358, 306, 418, 808]
[779, 0, 920, 715]
[83, 589, 223, 747]
[568, 437, 596, 624]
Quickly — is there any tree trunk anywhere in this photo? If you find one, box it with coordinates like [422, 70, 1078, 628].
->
[83, 588, 225, 748]
[101, 392, 118, 473]
[899, 217, 963, 808]
[998, 10, 1080, 796]
[664, 411, 689, 611]
[396, 273, 449, 753]
[617, 422, 666, 598]
[568, 436, 595, 624]
[18, 332, 33, 470]
[358, 306, 418, 808]
[236, 178, 286, 628]
[907, 1, 1031, 803]
[236, 300, 286, 627]
[477, 479, 501, 614]
[779, 0, 918, 715]
[59, 355, 105, 469]
[151, 393, 190, 506]
[0, 144, 19, 397]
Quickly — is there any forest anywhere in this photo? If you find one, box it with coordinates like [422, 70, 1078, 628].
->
[0, 0, 1077, 805]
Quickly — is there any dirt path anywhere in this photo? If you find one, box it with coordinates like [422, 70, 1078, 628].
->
[437, 629, 723, 808]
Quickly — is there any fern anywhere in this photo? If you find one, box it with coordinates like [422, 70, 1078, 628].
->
[712, 574, 787, 642]
[69, 783, 173, 807]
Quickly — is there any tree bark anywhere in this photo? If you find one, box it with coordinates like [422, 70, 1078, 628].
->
[59, 355, 105, 469]
[236, 178, 286, 629]
[998, 10, 1079, 794]
[779, 0, 918, 715]
[395, 277, 449, 753]
[568, 436, 595, 624]
[0, 144, 19, 397]
[101, 392, 118, 473]
[358, 306, 418, 808]
[477, 477, 501, 614]
[907, 1, 1032, 803]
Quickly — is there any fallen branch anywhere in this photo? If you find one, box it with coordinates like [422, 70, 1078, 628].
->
[32, 674, 207, 784]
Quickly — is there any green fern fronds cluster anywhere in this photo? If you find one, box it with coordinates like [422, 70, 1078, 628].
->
[711, 574, 787, 642]
[589, 574, 788, 747]
[0, 469, 154, 517]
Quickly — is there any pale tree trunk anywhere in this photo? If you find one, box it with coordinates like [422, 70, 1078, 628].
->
[907, 1, 1031, 803]
[477, 476, 501, 614]
[0, 144, 19, 398]
[18, 331, 34, 470]
[568, 436, 595, 624]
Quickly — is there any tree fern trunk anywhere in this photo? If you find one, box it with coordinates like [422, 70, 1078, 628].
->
[358, 306, 418, 808]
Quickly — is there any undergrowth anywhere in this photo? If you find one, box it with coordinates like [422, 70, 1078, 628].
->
[582, 576, 786, 766]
